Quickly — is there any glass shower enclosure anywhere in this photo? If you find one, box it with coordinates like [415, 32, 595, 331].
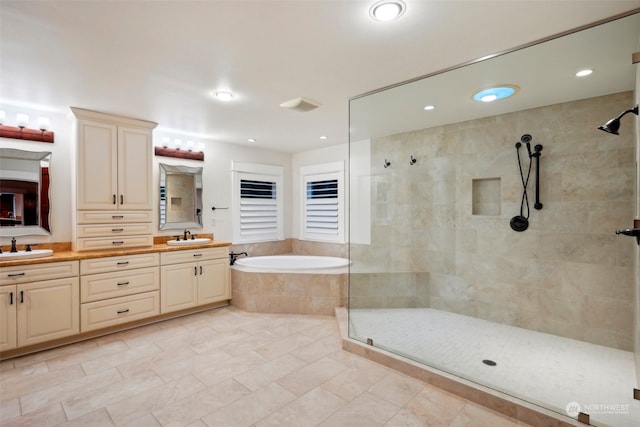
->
[348, 12, 640, 427]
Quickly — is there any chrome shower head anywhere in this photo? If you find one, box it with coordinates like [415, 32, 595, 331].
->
[598, 104, 638, 135]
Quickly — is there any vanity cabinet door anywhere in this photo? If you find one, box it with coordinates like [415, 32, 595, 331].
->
[77, 119, 119, 210]
[0, 286, 17, 351]
[198, 258, 230, 305]
[17, 278, 80, 347]
[160, 263, 198, 313]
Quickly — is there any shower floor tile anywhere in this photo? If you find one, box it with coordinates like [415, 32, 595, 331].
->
[348, 308, 639, 427]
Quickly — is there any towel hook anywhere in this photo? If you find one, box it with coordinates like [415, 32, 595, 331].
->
[409, 155, 417, 165]
[383, 159, 391, 168]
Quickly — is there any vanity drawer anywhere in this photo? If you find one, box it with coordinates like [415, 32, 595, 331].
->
[81, 252, 159, 275]
[0, 261, 79, 285]
[76, 235, 153, 252]
[81, 266, 159, 303]
[81, 291, 159, 332]
[76, 210, 153, 224]
[161, 247, 228, 265]
[77, 223, 154, 238]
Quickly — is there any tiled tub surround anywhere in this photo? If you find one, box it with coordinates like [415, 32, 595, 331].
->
[231, 269, 347, 315]
[351, 91, 636, 351]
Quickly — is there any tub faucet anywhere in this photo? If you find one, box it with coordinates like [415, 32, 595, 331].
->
[229, 252, 248, 265]
[10, 237, 17, 253]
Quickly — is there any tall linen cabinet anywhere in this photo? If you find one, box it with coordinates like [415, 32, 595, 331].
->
[71, 108, 157, 252]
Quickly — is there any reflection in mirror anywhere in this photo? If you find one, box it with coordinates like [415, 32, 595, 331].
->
[0, 148, 51, 236]
[159, 163, 203, 230]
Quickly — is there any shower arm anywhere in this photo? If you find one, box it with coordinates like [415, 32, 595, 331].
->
[532, 144, 543, 210]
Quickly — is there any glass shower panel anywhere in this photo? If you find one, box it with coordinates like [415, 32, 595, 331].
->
[348, 12, 640, 427]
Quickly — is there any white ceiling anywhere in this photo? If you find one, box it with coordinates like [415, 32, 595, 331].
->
[1, 1, 640, 153]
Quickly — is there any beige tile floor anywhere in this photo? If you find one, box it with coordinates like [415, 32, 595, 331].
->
[0, 306, 530, 426]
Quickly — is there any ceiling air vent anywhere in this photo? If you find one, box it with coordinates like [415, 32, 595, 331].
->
[280, 97, 321, 112]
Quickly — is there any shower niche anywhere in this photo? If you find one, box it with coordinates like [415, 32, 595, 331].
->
[348, 11, 639, 427]
[471, 178, 501, 216]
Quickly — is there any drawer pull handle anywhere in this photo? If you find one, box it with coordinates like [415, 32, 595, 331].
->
[117, 309, 130, 314]
[112, 228, 124, 232]
[112, 241, 125, 245]
[8, 272, 26, 277]
[193, 253, 203, 257]
[112, 215, 124, 219]
[117, 281, 130, 286]
[9, 292, 13, 305]
[19, 291, 24, 304]
[116, 261, 129, 265]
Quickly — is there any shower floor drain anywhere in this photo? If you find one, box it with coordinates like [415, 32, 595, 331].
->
[482, 359, 497, 366]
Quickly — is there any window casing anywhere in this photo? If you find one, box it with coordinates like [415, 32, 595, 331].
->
[232, 162, 284, 243]
[300, 162, 344, 243]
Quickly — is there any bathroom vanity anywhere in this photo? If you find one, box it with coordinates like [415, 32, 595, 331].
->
[0, 239, 231, 359]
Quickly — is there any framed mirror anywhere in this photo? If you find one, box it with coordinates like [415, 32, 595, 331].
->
[159, 163, 203, 230]
[0, 148, 51, 236]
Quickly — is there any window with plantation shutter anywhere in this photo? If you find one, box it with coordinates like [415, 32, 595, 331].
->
[301, 162, 344, 243]
[232, 162, 284, 243]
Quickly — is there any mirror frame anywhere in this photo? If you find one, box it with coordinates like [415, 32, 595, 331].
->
[0, 148, 52, 236]
[159, 163, 203, 230]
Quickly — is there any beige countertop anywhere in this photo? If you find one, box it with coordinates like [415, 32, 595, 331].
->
[0, 235, 231, 268]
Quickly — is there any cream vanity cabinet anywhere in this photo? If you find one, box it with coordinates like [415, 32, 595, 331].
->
[160, 247, 230, 313]
[71, 107, 157, 251]
[0, 261, 79, 352]
[80, 253, 160, 332]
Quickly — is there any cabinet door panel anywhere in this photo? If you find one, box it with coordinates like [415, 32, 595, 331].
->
[17, 278, 79, 347]
[118, 127, 153, 210]
[0, 286, 17, 351]
[198, 259, 230, 305]
[160, 264, 198, 313]
[77, 120, 118, 210]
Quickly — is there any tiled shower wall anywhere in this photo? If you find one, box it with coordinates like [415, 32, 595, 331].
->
[351, 92, 636, 351]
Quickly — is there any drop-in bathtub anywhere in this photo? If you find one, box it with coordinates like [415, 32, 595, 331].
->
[230, 255, 349, 315]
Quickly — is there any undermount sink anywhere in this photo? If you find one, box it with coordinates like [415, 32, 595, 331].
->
[0, 249, 54, 260]
[167, 238, 211, 246]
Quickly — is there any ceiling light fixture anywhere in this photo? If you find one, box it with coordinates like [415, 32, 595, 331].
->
[576, 69, 593, 77]
[248, 138, 256, 143]
[424, 105, 435, 111]
[473, 85, 519, 103]
[320, 135, 327, 140]
[369, 0, 406, 22]
[215, 91, 235, 101]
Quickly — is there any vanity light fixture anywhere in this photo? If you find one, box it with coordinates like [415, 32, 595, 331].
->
[369, 0, 406, 22]
[598, 104, 638, 135]
[576, 69, 593, 77]
[0, 112, 54, 143]
[473, 85, 519, 103]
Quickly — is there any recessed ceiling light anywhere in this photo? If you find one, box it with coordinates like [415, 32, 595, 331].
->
[369, 0, 406, 22]
[576, 69, 593, 77]
[424, 105, 435, 111]
[320, 135, 328, 140]
[473, 85, 519, 103]
[215, 91, 235, 101]
[248, 138, 256, 143]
